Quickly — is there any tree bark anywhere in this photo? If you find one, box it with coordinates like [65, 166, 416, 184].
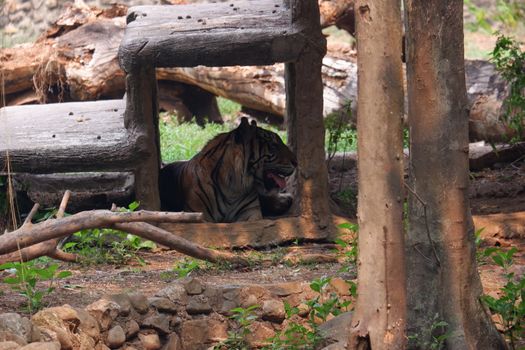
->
[285, 0, 332, 229]
[348, 0, 406, 349]
[404, 0, 507, 349]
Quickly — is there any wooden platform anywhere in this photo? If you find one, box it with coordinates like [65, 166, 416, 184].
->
[0, 100, 148, 173]
[119, 0, 308, 70]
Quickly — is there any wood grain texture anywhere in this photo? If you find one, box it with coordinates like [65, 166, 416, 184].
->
[159, 215, 342, 249]
[118, 0, 308, 71]
[0, 99, 149, 173]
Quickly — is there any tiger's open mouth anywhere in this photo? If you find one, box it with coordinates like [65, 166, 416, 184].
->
[264, 168, 294, 190]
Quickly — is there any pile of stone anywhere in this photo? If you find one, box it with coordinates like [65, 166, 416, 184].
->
[0, 277, 353, 350]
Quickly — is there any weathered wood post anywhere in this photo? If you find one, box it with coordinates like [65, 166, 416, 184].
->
[285, 0, 332, 227]
[122, 65, 161, 210]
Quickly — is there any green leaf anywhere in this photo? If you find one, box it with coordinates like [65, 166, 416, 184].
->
[3, 277, 21, 285]
[56, 271, 72, 279]
[0, 262, 16, 270]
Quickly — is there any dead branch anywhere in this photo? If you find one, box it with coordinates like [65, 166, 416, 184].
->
[114, 222, 247, 265]
[0, 191, 79, 264]
[0, 193, 250, 266]
[0, 209, 203, 255]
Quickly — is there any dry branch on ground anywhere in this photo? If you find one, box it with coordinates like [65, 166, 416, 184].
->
[0, 191, 248, 266]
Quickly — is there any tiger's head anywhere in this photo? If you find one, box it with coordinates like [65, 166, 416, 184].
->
[234, 117, 297, 194]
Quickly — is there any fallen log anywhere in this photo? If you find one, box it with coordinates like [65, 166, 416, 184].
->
[0, 3, 516, 142]
[0, 193, 248, 266]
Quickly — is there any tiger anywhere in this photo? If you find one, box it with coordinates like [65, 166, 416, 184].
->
[159, 117, 297, 222]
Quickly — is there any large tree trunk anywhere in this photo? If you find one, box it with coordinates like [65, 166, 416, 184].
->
[404, 1, 507, 349]
[348, 0, 406, 349]
[285, 0, 333, 228]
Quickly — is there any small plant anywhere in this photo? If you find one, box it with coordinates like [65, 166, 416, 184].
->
[62, 202, 156, 265]
[324, 101, 356, 164]
[490, 34, 525, 141]
[407, 313, 451, 350]
[264, 276, 353, 350]
[334, 222, 359, 273]
[465, 0, 525, 32]
[0, 260, 72, 313]
[172, 259, 202, 278]
[481, 247, 524, 349]
[213, 305, 259, 350]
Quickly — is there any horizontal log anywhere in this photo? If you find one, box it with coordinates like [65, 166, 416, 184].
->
[0, 100, 150, 173]
[119, 1, 311, 71]
[11, 172, 134, 212]
[159, 215, 344, 248]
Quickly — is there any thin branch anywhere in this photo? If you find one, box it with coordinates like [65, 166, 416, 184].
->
[56, 190, 71, 218]
[23, 203, 40, 226]
[114, 222, 248, 266]
[52, 190, 79, 262]
[404, 182, 441, 267]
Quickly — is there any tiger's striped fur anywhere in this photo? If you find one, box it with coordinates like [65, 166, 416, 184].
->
[159, 118, 297, 222]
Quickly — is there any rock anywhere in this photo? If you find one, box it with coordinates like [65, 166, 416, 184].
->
[19, 341, 61, 350]
[108, 294, 132, 316]
[261, 299, 285, 323]
[328, 278, 352, 296]
[75, 308, 100, 340]
[183, 278, 204, 295]
[138, 332, 161, 350]
[218, 300, 238, 316]
[0, 331, 27, 345]
[318, 311, 353, 345]
[297, 303, 310, 317]
[31, 310, 74, 350]
[180, 318, 227, 349]
[162, 333, 182, 350]
[128, 293, 149, 314]
[239, 286, 269, 308]
[267, 282, 305, 297]
[77, 332, 96, 350]
[85, 299, 121, 331]
[148, 297, 178, 313]
[141, 315, 171, 334]
[186, 295, 212, 315]
[155, 285, 188, 306]
[124, 319, 140, 339]
[170, 316, 182, 328]
[42, 306, 78, 323]
[0, 341, 20, 350]
[0, 313, 33, 343]
[241, 294, 258, 309]
[94, 342, 111, 350]
[246, 321, 275, 348]
[106, 325, 126, 349]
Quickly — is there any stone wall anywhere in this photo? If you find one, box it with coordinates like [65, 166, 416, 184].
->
[0, 277, 353, 349]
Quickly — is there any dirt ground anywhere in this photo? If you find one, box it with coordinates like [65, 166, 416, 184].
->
[0, 157, 524, 320]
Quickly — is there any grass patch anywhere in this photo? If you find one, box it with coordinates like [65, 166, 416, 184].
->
[159, 97, 359, 163]
[217, 97, 242, 120]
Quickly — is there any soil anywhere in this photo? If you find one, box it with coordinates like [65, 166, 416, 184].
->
[0, 157, 524, 320]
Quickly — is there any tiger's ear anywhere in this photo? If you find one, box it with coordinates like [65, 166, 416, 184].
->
[235, 117, 256, 143]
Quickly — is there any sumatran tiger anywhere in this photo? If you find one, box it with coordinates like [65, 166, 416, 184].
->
[159, 117, 297, 222]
